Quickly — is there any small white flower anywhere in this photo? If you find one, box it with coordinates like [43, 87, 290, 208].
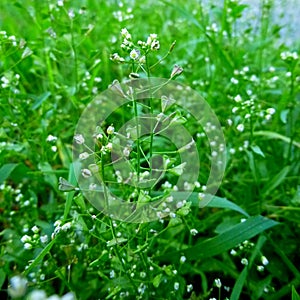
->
[61, 222, 71, 231]
[257, 265, 264, 272]
[110, 270, 115, 278]
[230, 249, 237, 256]
[74, 134, 85, 144]
[48, 295, 60, 300]
[241, 258, 248, 265]
[40, 235, 48, 244]
[54, 220, 62, 227]
[31, 225, 39, 234]
[174, 282, 179, 290]
[231, 77, 239, 84]
[229, 148, 236, 154]
[261, 256, 269, 266]
[123, 147, 130, 157]
[234, 94, 242, 102]
[180, 256, 186, 263]
[121, 28, 131, 40]
[21, 235, 31, 243]
[79, 152, 89, 160]
[46, 135, 57, 142]
[187, 284, 193, 292]
[24, 243, 32, 250]
[215, 278, 222, 288]
[107, 125, 115, 135]
[81, 169, 92, 178]
[129, 49, 140, 60]
[236, 124, 244, 132]
[106, 142, 113, 151]
[8, 276, 28, 298]
[266, 107, 276, 115]
[198, 192, 205, 200]
[27, 290, 47, 300]
[232, 107, 238, 113]
[61, 292, 76, 300]
[190, 228, 198, 236]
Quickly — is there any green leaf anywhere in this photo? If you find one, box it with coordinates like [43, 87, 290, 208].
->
[0, 163, 18, 184]
[158, 216, 278, 261]
[230, 267, 248, 300]
[63, 161, 81, 221]
[38, 162, 57, 190]
[0, 269, 6, 289]
[184, 192, 249, 216]
[107, 237, 128, 247]
[251, 145, 265, 157]
[23, 239, 56, 276]
[253, 131, 300, 148]
[31, 91, 51, 110]
[292, 286, 300, 300]
[262, 165, 290, 197]
[206, 196, 250, 217]
[153, 274, 163, 288]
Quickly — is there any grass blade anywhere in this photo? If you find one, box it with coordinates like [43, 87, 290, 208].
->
[0, 163, 18, 184]
[230, 267, 248, 300]
[158, 216, 279, 261]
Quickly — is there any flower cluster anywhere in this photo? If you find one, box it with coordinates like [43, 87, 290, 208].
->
[110, 28, 160, 67]
[20, 225, 49, 250]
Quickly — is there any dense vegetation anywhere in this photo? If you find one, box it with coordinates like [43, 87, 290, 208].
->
[0, 0, 299, 299]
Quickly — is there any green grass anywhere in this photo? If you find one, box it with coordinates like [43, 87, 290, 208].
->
[0, 0, 299, 299]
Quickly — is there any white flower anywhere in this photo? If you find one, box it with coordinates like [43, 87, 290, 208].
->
[190, 228, 198, 236]
[180, 256, 186, 263]
[48, 295, 60, 300]
[257, 265, 264, 272]
[40, 235, 48, 244]
[187, 284, 193, 292]
[234, 94, 242, 102]
[261, 256, 269, 266]
[31, 225, 39, 234]
[8, 276, 28, 298]
[236, 124, 244, 132]
[74, 134, 85, 144]
[121, 28, 131, 40]
[266, 107, 276, 115]
[230, 249, 237, 256]
[107, 125, 115, 135]
[174, 282, 179, 290]
[129, 49, 140, 60]
[46, 135, 57, 142]
[61, 292, 76, 300]
[231, 77, 239, 84]
[215, 278, 222, 288]
[21, 235, 31, 243]
[241, 258, 248, 265]
[61, 222, 72, 231]
[232, 107, 238, 113]
[79, 152, 89, 160]
[81, 169, 92, 178]
[27, 290, 47, 300]
[110, 270, 115, 278]
[24, 243, 32, 250]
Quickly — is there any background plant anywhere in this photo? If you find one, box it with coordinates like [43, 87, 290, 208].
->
[0, 0, 299, 299]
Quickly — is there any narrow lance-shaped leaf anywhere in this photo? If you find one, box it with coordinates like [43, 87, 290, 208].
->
[158, 215, 279, 261]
